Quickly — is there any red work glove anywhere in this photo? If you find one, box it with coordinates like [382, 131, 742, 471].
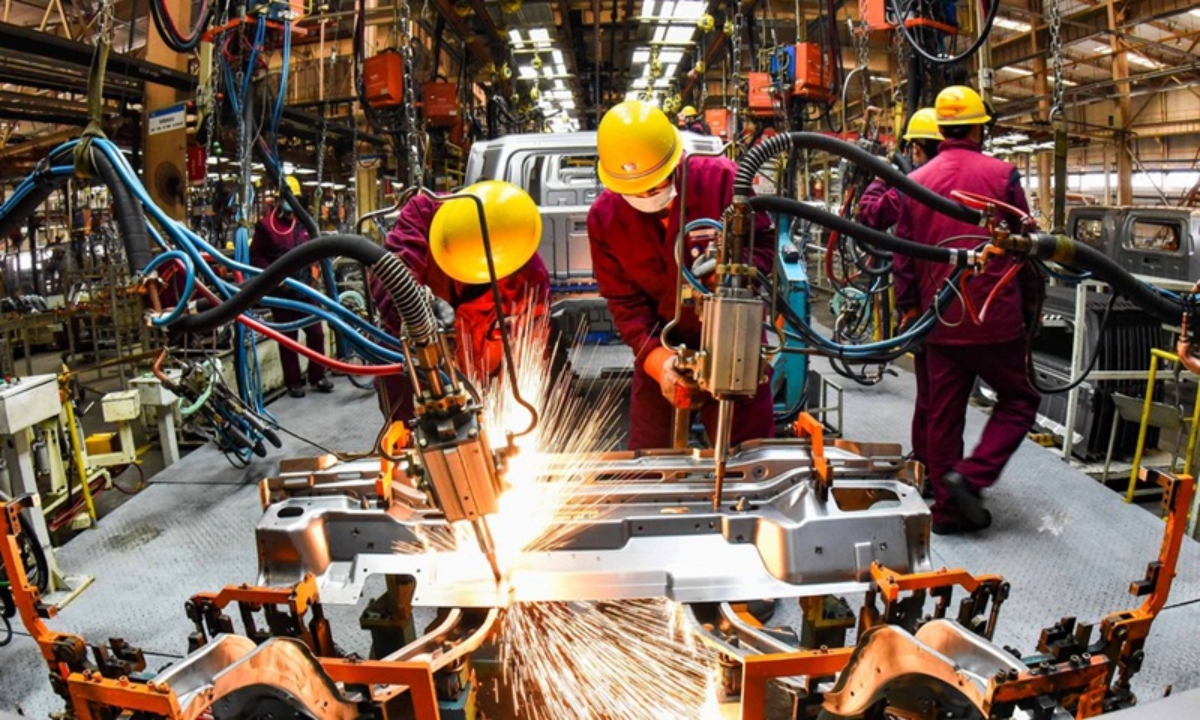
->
[644, 347, 705, 409]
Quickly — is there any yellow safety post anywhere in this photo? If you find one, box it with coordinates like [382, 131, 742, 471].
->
[1125, 349, 1200, 503]
[58, 372, 96, 522]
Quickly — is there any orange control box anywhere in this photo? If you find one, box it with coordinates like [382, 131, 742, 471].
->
[747, 71, 779, 116]
[859, 0, 895, 32]
[423, 81, 460, 126]
[705, 108, 731, 139]
[792, 42, 833, 101]
[363, 51, 404, 107]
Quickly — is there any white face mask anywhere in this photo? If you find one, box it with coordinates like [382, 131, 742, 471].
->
[623, 183, 677, 214]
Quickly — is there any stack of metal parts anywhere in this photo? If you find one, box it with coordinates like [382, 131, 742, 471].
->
[1032, 288, 1167, 459]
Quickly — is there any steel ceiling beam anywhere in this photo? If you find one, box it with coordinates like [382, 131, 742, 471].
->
[990, 0, 1198, 68]
[0, 20, 195, 91]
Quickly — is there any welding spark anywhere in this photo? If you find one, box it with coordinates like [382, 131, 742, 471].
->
[499, 599, 720, 720]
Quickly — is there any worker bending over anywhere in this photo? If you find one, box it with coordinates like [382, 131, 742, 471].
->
[372, 182, 550, 422]
[251, 177, 333, 398]
[588, 100, 776, 450]
[878, 86, 1042, 535]
[857, 107, 943, 474]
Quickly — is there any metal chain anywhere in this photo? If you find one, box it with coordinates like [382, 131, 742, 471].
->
[315, 119, 327, 214]
[731, 12, 743, 147]
[399, 0, 422, 189]
[1048, 0, 1065, 122]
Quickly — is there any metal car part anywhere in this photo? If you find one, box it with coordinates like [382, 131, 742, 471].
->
[821, 620, 1027, 719]
[256, 442, 931, 606]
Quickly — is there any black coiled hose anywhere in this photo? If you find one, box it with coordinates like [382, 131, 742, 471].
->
[168, 235, 437, 344]
[734, 132, 983, 226]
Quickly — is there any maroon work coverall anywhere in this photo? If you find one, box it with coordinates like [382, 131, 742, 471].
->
[886, 138, 1041, 525]
[251, 210, 327, 389]
[587, 154, 777, 450]
[858, 176, 929, 468]
[371, 193, 551, 422]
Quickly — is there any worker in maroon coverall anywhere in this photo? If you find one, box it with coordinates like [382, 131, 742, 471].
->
[587, 100, 777, 451]
[250, 186, 333, 398]
[371, 190, 550, 423]
[858, 107, 943, 476]
[879, 86, 1042, 535]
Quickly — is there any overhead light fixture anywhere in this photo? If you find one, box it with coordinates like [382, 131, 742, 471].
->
[552, 50, 564, 65]
[674, 0, 705, 19]
[293, 167, 316, 175]
[1000, 66, 1033, 77]
[529, 28, 550, 43]
[664, 25, 694, 44]
[632, 49, 651, 64]
[518, 65, 537, 79]
[554, 79, 565, 89]
[994, 17, 1031, 32]
[509, 29, 522, 43]
[638, 0, 658, 20]
[1128, 53, 1164, 69]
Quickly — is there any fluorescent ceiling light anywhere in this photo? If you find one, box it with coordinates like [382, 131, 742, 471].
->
[508, 30, 522, 43]
[555, 64, 567, 75]
[674, 0, 706, 19]
[632, 49, 650, 64]
[543, 66, 554, 78]
[293, 168, 316, 175]
[1128, 53, 1164, 69]
[625, 90, 642, 101]
[664, 63, 678, 77]
[664, 26, 694, 43]
[1000, 66, 1033, 77]
[301, 180, 319, 187]
[1062, 78, 1078, 86]
[529, 28, 550, 42]
[660, 50, 683, 63]
[994, 17, 1031, 32]
[282, 162, 295, 174]
[653, 26, 665, 42]
[639, 0, 657, 19]
[207, 156, 219, 165]
[518, 65, 537, 79]
[560, 100, 576, 109]
[632, 78, 648, 89]
[554, 79, 565, 89]
[552, 50, 564, 65]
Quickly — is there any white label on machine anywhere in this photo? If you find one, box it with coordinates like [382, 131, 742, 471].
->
[148, 103, 187, 135]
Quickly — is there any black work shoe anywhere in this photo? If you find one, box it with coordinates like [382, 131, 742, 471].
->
[287, 385, 306, 398]
[943, 471, 992, 530]
[931, 510, 993, 536]
[311, 377, 334, 393]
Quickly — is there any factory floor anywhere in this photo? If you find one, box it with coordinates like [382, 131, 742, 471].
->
[3, 346, 1200, 718]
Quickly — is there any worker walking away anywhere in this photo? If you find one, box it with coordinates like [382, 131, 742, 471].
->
[251, 177, 333, 398]
[676, 105, 709, 135]
[372, 182, 550, 423]
[890, 86, 1042, 535]
[857, 107, 943, 477]
[587, 100, 776, 451]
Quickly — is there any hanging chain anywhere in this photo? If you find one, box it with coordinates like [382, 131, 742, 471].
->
[730, 12, 743, 146]
[399, 0, 422, 189]
[1048, 0, 1065, 124]
[315, 119, 327, 214]
[853, 15, 877, 137]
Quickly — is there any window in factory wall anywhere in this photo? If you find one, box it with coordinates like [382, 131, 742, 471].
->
[1128, 220, 1182, 254]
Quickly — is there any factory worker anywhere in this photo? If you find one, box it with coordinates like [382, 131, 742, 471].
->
[856, 107, 944, 475]
[371, 182, 550, 423]
[676, 105, 709, 135]
[888, 86, 1042, 535]
[587, 100, 776, 450]
[251, 176, 333, 398]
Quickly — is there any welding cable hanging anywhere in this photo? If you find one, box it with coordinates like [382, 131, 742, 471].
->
[734, 132, 983, 226]
[167, 235, 436, 342]
[889, 0, 998, 66]
[147, 0, 212, 52]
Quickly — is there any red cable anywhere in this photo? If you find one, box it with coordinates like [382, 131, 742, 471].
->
[959, 260, 1024, 325]
[190, 276, 405, 377]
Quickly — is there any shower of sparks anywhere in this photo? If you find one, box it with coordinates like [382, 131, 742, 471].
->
[499, 599, 722, 720]
[393, 297, 732, 716]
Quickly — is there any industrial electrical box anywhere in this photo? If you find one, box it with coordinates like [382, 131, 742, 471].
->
[423, 81, 460, 126]
[769, 44, 833, 101]
[364, 51, 405, 108]
[859, 0, 896, 32]
[705, 108, 731, 139]
[249, 0, 305, 21]
[747, 72, 779, 116]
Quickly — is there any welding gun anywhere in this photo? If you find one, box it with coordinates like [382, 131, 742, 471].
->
[403, 327, 508, 582]
[677, 200, 770, 510]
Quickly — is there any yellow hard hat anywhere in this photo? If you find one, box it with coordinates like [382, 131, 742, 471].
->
[678, 105, 699, 120]
[934, 86, 992, 125]
[284, 175, 301, 196]
[902, 108, 945, 142]
[429, 180, 542, 284]
[597, 100, 683, 196]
